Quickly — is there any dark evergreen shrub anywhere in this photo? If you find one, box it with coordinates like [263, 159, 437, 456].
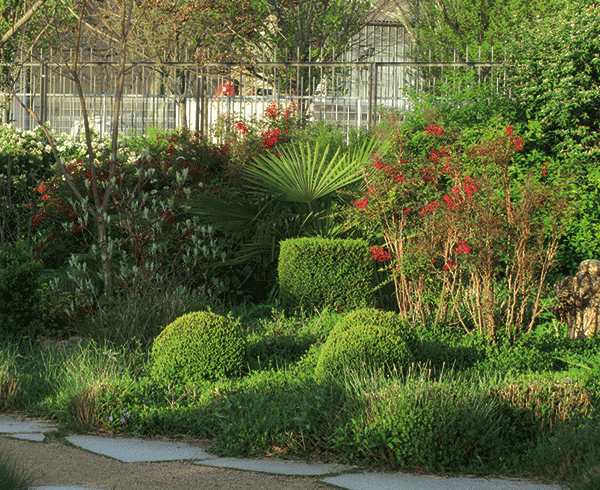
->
[0, 240, 44, 339]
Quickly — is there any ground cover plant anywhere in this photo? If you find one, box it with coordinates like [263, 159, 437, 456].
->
[2, 23, 600, 487]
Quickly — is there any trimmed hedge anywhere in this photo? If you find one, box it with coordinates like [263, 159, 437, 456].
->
[278, 237, 374, 312]
[316, 308, 416, 379]
[150, 311, 245, 384]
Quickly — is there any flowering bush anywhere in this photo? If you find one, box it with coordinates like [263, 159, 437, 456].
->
[0, 124, 63, 249]
[348, 117, 572, 339]
[28, 129, 242, 309]
[212, 99, 304, 175]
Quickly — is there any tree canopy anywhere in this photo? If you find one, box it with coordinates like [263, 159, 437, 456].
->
[394, 0, 563, 60]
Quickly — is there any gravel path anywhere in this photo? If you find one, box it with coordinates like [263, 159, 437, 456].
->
[1, 433, 335, 490]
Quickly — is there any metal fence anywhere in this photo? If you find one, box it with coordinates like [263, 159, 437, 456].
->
[2, 41, 508, 139]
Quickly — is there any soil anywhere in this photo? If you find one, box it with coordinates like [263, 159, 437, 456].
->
[0, 417, 336, 490]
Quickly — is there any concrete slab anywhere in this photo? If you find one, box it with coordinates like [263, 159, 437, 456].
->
[195, 457, 349, 475]
[10, 432, 45, 442]
[320, 473, 562, 490]
[0, 415, 58, 433]
[65, 435, 215, 462]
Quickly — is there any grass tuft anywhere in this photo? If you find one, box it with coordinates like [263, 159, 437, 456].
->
[0, 449, 36, 490]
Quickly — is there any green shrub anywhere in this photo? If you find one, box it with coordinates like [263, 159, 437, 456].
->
[330, 308, 416, 342]
[150, 311, 245, 384]
[510, 1, 600, 271]
[36, 283, 90, 337]
[212, 369, 346, 456]
[278, 237, 374, 313]
[0, 240, 44, 339]
[527, 422, 600, 485]
[511, 1, 600, 168]
[332, 369, 523, 472]
[315, 308, 417, 379]
[316, 325, 413, 379]
[494, 378, 594, 431]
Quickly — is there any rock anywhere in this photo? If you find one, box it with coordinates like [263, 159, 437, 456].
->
[553, 260, 600, 338]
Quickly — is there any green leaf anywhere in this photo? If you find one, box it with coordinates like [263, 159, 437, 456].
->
[245, 137, 382, 205]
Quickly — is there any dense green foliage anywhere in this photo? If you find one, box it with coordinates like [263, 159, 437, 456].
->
[150, 311, 246, 384]
[404, 0, 561, 60]
[278, 237, 374, 313]
[511, 0, 600, 167]
[510, 0, 600, 272]
[0, 240, 43, 338]
[315, 308, 416, 378]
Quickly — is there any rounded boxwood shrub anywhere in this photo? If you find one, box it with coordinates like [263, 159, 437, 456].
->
[150, 311, 245, 384]
[315, 323, 414, 379]
[316, 308, 416, 379]
[329, 308, 417, 345]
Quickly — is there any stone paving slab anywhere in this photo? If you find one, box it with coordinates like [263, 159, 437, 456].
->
[0, 415, 58, 433]
[195, 456, 349, 475]
[11, 432, 46, 442]
[0, 415, 564, 490]
[321, 473, 562, 490]
[65, 435, 215, 462]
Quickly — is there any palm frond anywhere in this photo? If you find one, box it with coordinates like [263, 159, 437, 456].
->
[245, 136, 382, 204]
[183, 193, 258, 233]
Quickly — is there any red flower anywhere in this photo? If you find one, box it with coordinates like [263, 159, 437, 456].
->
[351, 198, 368, 209]
[424, 125, 444, 136]
[261, 129, 282, 148]
[512, 137, 524, 151]
[456, 241, 472, 254]
[370, 246, 391, 262]
[372, 156, 384, 169]
[265, 100, 280, 120]
[236, 121, 249, 134]
[505, 125, 513, 135]
[429, 145, 451, 171]
[419, 201, 438, 215]
[443, 261, 455, 271]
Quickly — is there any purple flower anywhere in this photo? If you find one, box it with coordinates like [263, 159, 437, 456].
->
[266, 340, 271, 345]
[109, 415, 114, 422]
[125, 412, 130, 418]
[120, 417, 126, 424]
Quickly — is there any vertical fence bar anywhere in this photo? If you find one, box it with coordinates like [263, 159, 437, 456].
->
[5, 42, 506, 139]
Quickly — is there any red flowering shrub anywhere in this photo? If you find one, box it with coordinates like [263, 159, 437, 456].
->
[212, 100, 304, 176]
[349, 119, 572, 339]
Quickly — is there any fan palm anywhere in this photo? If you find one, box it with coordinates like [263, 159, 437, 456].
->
[184, 135, 388, 275]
